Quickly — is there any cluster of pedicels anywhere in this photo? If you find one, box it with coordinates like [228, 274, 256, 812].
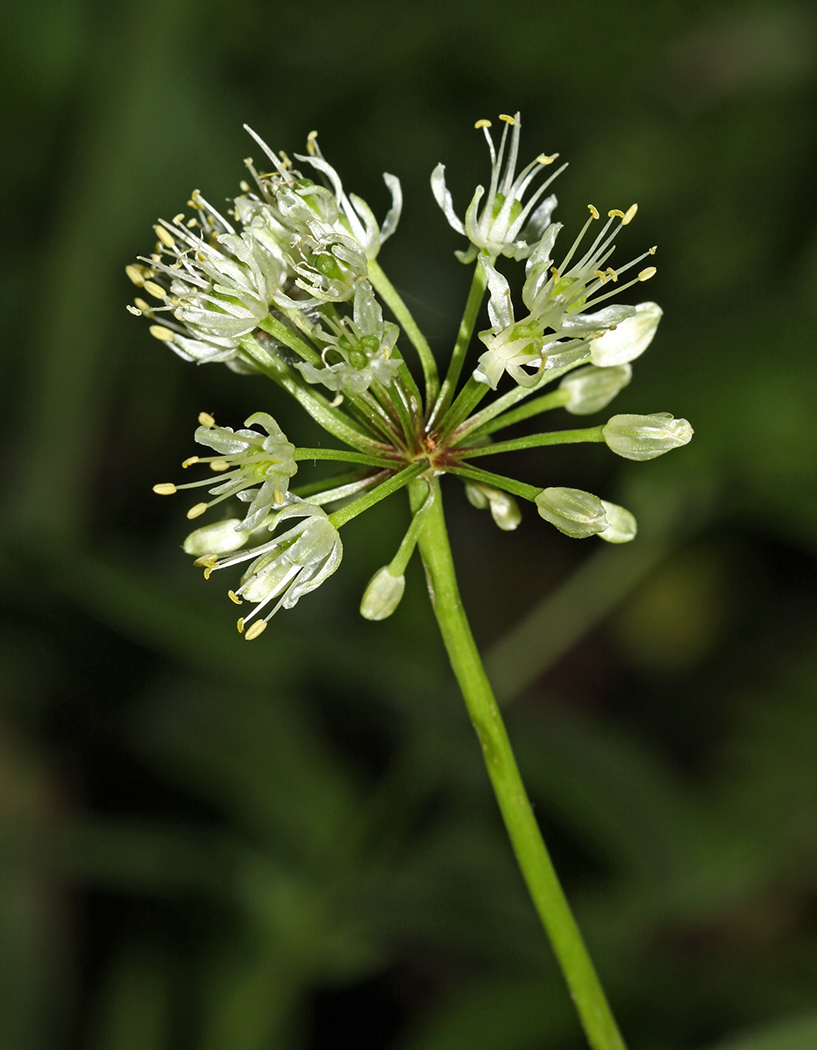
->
[130, 113, 692, 640]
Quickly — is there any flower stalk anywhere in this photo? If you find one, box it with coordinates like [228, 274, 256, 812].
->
[412, 477, 627, 1050]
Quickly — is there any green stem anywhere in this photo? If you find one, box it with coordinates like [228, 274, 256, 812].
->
[428, 262, 488, 428]
[412, 477, 627, 1050]
[461, 389, 570, 440]
[460, 425, 605, 458]
[294, 448, 399, 469]
[445, 465, 540, 503]
[328, 463, 426, 529]
[368, 259, 439, 409]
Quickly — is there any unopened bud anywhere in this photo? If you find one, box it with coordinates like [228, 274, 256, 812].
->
[465, 482, 522, 531]
[598, 501, 637, 543]
[535, 487, 609, 538]
[590, 302, 662, 367]
[560, 364, 632, 415]
[360, 566, 405, 621]
[183, 518, 249, 556]
[602, 413, 693, 461]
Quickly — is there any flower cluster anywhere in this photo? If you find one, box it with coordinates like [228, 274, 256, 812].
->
[133, 117, 692, 637]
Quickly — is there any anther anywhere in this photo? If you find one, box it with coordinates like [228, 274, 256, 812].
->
[638, 266, 657, 281]
[181, 457, 199, 468]
[154, 225, 176, 248]
[606, 267, 618, 282]
[172, 213, 185, 224]
[245, 620, 268, 641]
[474, 119, 492, 129]
[198, 412, 216, 428]
[588, 204, 600, 219]
[187, 502, 209, 519]
[209, 460, 230, 472]
[193, 555, 218, 569]
[649, 246, 658, 254]
[228, 590, 243, 605]
[149, 325, 176, 341]
[622, 203, 638, 225]
[307, 130, 318, 155]
[593, 270, 607, 283]
[537, 154, 558, 165]
[608, 209, 626, 220]
[134, 298, 151, 312]
[143, 281, 166, 300]
[237, 617, 245, 634]
[499, 114, 516, 125]
[153, 483, 177, 495]
[126, 305, 142, 316]
[125, 264, 146, 286]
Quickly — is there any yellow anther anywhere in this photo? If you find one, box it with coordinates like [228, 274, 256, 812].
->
[307, 130, 318, 155]
[237, 617, 245, 633]
[622, 203, 638, 225]
[149, 325, 175, 342]
[186, 218, 198, 228]
[228, 590, 243, 605]
[172, 213, 185, 224]
[198, 412, 216, 428]
[181, 456, 199, 468]
[153, 483, 177, 496]
[606, 267, 618, 282]
[550, 266, 560, 280]
[588, 204, 600, 219]
[273, 488, 284, 504]
[209, 460, 229, 472]
[474, 119, 492, 129]
[593, 270, 608, 283]
[193, 555, 218, 569]
[638, 266, 657, 281]
[143, 280, 166, 300]
[126, 305, 142, 316]
[190, 189, 203, 208]
[649, 245, 658, 255]
[499, 113, 516, 125]
[125, 264, 146, 286]
[608, 209, 626, 220]
[187, 502, 209, 520]
[203, 567, 213, 580]
[154, 224, 176, 248]
[134, 298, 151, 312]
[536, 153, 557, 165]
[239, 180, 250, 192]
[245, 620, 268, 641]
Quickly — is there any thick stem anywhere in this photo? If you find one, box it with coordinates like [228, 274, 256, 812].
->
[412, 477, 627, 1050]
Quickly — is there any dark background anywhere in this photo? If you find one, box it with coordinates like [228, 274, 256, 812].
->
[3, 1, 817, 1048]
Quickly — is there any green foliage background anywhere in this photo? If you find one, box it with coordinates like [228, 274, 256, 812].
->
[3, 1, 817, 1048]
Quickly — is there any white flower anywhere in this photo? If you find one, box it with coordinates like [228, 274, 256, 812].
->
[589, 302, 662, 367]
[193, 502, 343, 640]
[602, 413, 694, 460]
[597, 501, 637, 543]
[153, 412, 297, 531]
[360, 566, 405, 621]
[295, 281, 401, 395]
[245, 125, 402, 261]
[432, 113, 562, 263]
[465, 481, 522, 530]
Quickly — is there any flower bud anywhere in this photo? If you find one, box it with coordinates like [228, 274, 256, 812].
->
[598, 501, 637, 543]
[602, 413, 693, 461]
[465, 482, 522, 531]
[589, 301, 662, 367]
[535, 487, 609, 538]
[183, 518, 249, 556]
[560, 364, 632, 415]
[360, 566, 406, 620]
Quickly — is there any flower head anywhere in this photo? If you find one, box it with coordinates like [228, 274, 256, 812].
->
[432, 113, 562, 263]
[153, 411, 297, 532]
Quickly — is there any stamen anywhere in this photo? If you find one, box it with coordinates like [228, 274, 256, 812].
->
[622, 203, 638, 225]
[537, 154, 558, 165]
[245, 620, 268, 640]
[209, 460, 230, 472]
[181, 457, 199, 468]
[228, 590, 243, 605]
[593, 270, 607, 283]
[187, 502, 209, 519]
[125, 264, 147, 286]
[153, 483, 177, 495]
[154, 224, 176, 248]
[638, 266, 657, 281]
[143, 281, 166, 300]
[307, 130, 318, 156]
[606, 267, 618, 281]
[498, 114, 516, 125]
[172, 213, 185, 224]
[474, 119, 492, 129]
[134, 298, 151, 312]
[588, 204, 600, 219]
[198, 412, 216, 428]
[194, 555, 218, 569]
[237, 617, 245, 633]
[149, 325, 175, 341]
[608, 209, 626, 220]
